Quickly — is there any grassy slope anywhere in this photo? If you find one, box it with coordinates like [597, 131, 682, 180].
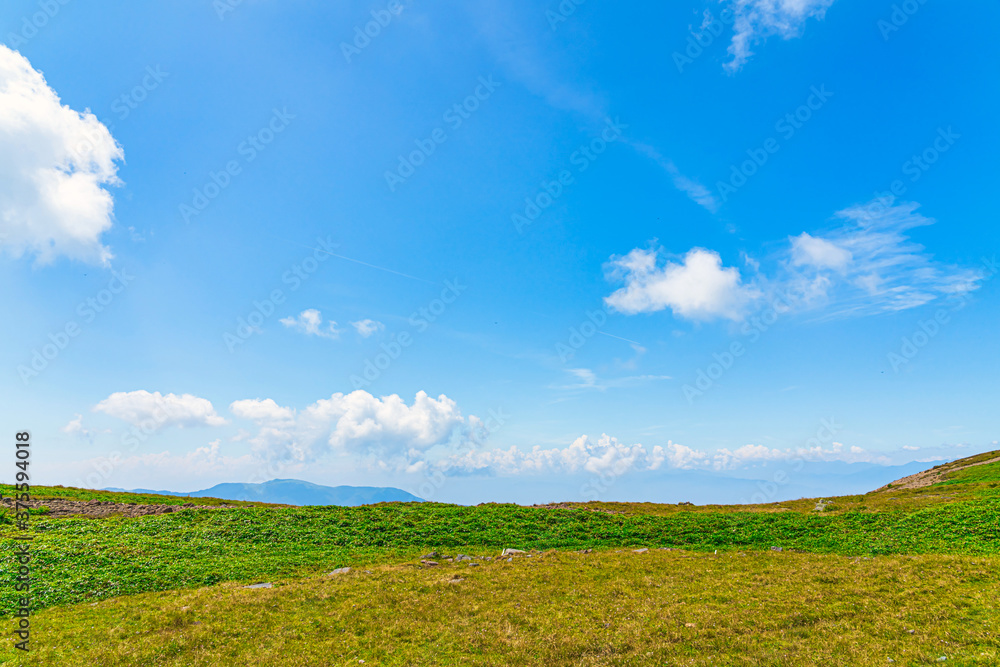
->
[1, 453, 998, 665]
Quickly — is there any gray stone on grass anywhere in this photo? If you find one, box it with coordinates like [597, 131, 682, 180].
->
[243, 582, 272, 589]
[328, 567, 351, 576]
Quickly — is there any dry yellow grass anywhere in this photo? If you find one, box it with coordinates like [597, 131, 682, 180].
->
[6, 548, 998, 666]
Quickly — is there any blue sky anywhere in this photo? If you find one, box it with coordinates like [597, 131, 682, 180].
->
[1, 0, 997, 504]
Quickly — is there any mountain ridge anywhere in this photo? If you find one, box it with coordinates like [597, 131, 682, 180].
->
[105, 478, 424, 506]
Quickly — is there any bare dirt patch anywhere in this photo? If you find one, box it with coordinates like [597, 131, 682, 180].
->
[530, 502, 625, 515]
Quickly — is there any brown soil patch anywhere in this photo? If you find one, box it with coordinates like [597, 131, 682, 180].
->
[531, 502, 624, 515]
[1, 497, 238, 519]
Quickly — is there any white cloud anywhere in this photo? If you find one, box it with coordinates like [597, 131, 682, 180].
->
[307, 391, 463, 454]
[280, 309, 341, 339]
[62, 414, 86, 435]
[662, 442, 711, 469]
[790, 232, 852, 271]
[724, 0, 836, 72]
[61, 413, 104, 445]
[351, 319, 384, 337]
[230, 398, 295, 424]
[93, 391, 228, 431]
[604, 247, 759, 320]
[233, 390, 468, 464]
[0, 45, 123, 265]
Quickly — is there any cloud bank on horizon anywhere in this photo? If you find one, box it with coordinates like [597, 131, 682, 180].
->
[74, 389, 932, 487]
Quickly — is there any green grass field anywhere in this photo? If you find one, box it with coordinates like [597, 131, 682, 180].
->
[1, 452, 998, 665]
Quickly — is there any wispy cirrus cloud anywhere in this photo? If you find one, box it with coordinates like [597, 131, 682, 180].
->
[724, 0, 836, 72]
[605, 198, 985, 323]
[464, 2, 715, 212]
[552, 367, 672, 391]
[351, 319, 385, 337]
[778, 198, 984, 318]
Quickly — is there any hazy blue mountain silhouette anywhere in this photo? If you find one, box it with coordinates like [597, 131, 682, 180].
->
[106, 479, 424, 506]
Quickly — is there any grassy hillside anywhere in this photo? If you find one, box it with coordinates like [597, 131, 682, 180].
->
[0, 452, 997, 665]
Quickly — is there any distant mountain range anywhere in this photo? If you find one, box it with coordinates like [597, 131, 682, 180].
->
[105, 479, 424, 506]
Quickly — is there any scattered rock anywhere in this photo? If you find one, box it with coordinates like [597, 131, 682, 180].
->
[770, 546, 783, 552]
[448, 577, 464, 584]
[444, 557, 454, 562]
[684, 623, 696, 628]
[507, 557, 513, 562]
[678, 501, 694, 506]
[457, 555, 473, 562]
[243, 583, 272, 589]
[421, 560, 439, 567]
[633, 548, 649, 554]
[579, 548, 593, 554]
[328, 567, 351, 576]
[502, 548, 525, 556]
[422, 551, 439, 559]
